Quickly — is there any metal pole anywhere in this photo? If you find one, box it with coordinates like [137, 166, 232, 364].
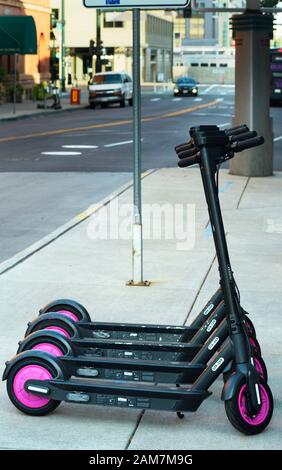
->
[13, 54, 17, 115]
[61, 0, 66, 92]
[128, 8, 148, 287]
[96, 9, 102, 73]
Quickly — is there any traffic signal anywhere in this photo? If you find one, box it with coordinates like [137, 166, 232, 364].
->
[89, 39, 96, 56]
[183, 6, 192, 18]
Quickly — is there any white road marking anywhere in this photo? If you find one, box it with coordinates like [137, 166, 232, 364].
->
[218, 122, 231, 128]
[104, 140, 133, 148]
[274, 136, 282, 142]
[41, 151, 82, 156]
[193, 97, 203, 102]
[172, 98, 182, 102]
[150, 98, 161, 102]
[266, 219, 282, 233]
[202, 84, 217, 95]
[62, 145, 99, 149]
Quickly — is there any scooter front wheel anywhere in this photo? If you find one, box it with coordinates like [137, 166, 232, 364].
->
[225, 379, 273, 435]
[6, 357, 61, 416]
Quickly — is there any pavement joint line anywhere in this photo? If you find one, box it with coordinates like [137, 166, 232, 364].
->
[124, 410, 145, 450]
[184, 253, 217, 326]
[236, 176, 251, 209]
[0, 169, 157, 277]
[0, 99, 220, 144]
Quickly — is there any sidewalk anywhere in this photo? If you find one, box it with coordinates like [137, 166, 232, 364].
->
[0, 168, 281, 450]
[0, 91, 88, 121]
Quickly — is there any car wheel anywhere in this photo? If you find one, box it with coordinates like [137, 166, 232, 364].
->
[120, 96, 126, 108]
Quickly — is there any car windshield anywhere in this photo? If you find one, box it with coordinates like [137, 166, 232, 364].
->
[91, 74, 122, 85]
[177, 78, 195, 85]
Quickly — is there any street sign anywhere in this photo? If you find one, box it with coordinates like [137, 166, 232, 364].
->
[84, 0, 189, 8]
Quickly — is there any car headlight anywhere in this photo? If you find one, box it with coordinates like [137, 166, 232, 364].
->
[174, 88, 179, 93]
[192, 88, 197, 93]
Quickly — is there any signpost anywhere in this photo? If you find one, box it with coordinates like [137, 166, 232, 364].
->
[84, 1, 188, 7]
[84, 0, 189, 285]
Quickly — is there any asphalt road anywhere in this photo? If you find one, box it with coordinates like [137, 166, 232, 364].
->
[0, 84, 281, 262]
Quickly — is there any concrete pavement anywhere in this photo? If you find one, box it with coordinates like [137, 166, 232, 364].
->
[0, 167, 281, 450]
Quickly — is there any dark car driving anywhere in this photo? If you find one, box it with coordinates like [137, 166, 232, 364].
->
[173, 77, 198, 97]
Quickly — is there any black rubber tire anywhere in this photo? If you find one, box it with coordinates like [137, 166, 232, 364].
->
[129, 98, 133, 106]
[19, 335, 69, 356]
[27, 317, 76, 338]
[7, 357, 61, 416]
[244, 316, 257, 339]
[120, 96, 126, 107]
[223, 352, 267, 383]
[225, 379, 273, 435]
[44, 302, 91, 322]
[249, 335, 261, 357]
[253, 354, 268, 383]
[89, 103, 96, 109]
[101, 103, 107, 109]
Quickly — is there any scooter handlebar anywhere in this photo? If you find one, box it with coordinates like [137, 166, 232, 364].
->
[232, 136, 264, 152]
[178, 147, 198, 159]
[178, 155, 198, 168]
[175, 142, 193, 153]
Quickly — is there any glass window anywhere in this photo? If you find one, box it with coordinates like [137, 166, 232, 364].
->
[91, 74, 122, 84]
[189, 18, 205, 40]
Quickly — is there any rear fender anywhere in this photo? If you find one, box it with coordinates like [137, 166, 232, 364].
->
[39, 299, 91, 322]
[3, 350, 66, 381]
[18, 330, 74, 356]
[25, 313, 79, 339]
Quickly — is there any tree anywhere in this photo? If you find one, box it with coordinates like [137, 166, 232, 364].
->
[260, 0, 279, 7]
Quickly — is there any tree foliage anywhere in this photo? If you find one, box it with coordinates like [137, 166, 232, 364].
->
[260, 0, 279, 7]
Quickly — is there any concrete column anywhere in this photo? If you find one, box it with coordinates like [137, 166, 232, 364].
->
[157, 49, 162, 80]
[230, 11, 274, 176]
[145, 47, 151, 82]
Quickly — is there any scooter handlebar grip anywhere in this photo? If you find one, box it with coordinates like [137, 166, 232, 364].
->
[226, 124, 248, 133]
[178, 155, 198, 168]
[175, 141, 193, 153]
[225, 125, 249, 137]
[178, 147, 198, 159]
[233, 136, 264, 152]
[230, 130, 257, 143]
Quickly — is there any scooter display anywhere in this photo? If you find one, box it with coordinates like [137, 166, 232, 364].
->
[3, 125, 273, 435]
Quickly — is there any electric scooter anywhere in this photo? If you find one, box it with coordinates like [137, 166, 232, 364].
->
[3, 126, 273, 435]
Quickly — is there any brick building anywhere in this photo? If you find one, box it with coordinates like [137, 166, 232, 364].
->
[0, 0, 51, 86]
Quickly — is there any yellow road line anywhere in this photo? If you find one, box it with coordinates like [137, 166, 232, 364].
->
[0, 99, 220, 144]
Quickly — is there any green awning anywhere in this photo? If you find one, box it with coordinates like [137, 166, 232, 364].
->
[0, 16, 37, 55]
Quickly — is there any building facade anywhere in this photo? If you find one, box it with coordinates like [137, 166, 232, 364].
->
[51, 0, 174, 85]
[0, 0, 51, 87]
[173, 1, 245, 84]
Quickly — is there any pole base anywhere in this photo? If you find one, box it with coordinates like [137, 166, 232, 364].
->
[126, 280, 151, 287]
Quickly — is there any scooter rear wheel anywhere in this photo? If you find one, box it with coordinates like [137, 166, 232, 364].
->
[6, 357, 61, 416]
[225, 379, 273, 435]
[40, 300, 91, 323]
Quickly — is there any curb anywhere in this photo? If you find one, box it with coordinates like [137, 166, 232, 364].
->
[0, 169, 157, 276]
[0, 105, 88, 123]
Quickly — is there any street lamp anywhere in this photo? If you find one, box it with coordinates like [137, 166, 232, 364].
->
[61, 0, 66, 92]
